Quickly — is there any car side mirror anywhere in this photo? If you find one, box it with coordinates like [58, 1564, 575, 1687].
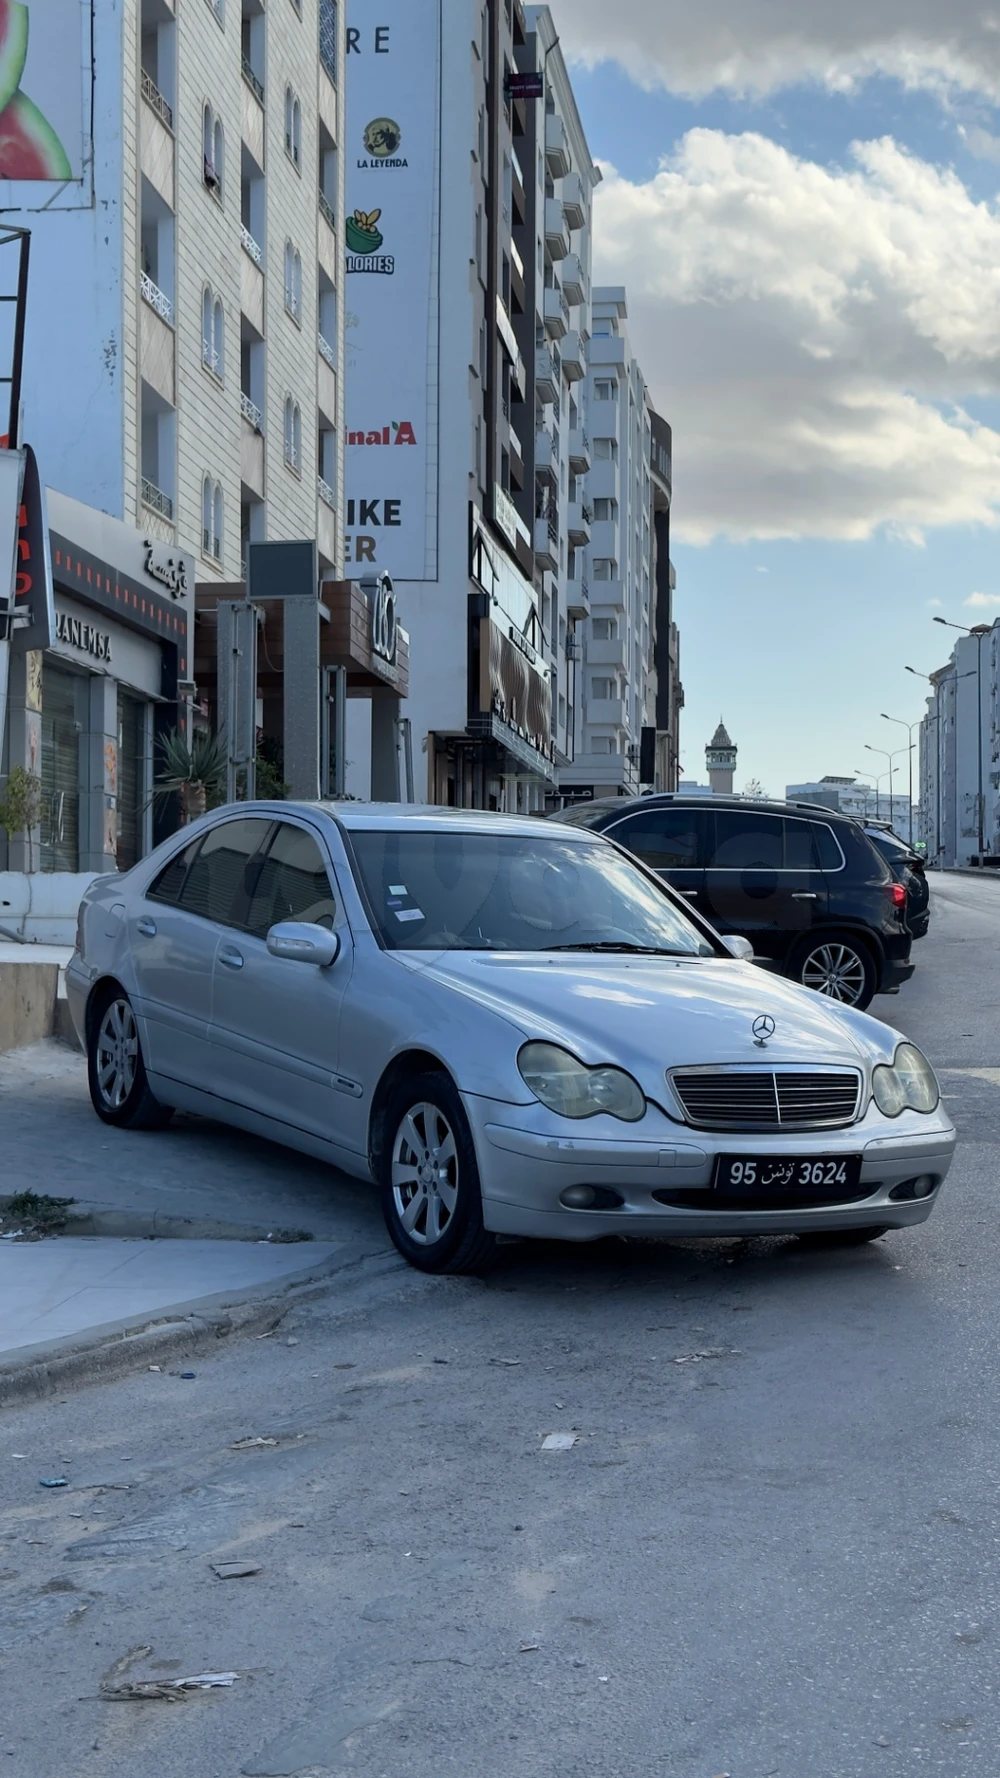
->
[266, 922, 341, 968]
[723, 934, 755, 961]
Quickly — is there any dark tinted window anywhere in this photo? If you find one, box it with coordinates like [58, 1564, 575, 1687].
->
[610, 809, 704, 869]
[178, 818, 272, 928]
[709, 810, 784, 870]
[812, 822, 845, 870]
[148, 837, 202, 905]
[245, 823, 338, 939]
[784, 817, 821, 870]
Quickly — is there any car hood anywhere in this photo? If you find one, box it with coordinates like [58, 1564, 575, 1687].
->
[407, 952, 899, 1091]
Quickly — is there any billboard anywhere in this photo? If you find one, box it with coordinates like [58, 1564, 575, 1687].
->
[344, 0, 441, 581]
[0, 0, 85, 183]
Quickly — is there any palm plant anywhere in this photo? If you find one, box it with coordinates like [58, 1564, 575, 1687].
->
[154, 729, 228, 823]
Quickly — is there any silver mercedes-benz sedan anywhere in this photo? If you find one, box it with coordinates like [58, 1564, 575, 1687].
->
[66, 803, 956, 1273]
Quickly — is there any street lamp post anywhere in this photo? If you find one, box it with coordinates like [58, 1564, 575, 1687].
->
[864, 743, 908, 829]
[853, 767, 887, 821]
[933, 617, 991, 863]
[880, 714, 917, 847]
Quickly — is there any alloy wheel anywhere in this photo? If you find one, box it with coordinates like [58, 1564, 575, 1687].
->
[391, 1102, 459, 1245]
[800, 943, 868, 1005]
[95, 998, 139, 1110]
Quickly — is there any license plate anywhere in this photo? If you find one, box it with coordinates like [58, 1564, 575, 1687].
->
[714, 1154, 863, 1193]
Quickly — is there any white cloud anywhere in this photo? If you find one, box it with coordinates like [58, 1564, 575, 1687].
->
[560, 0, 1000, 100]
[593, 131, 1000, 543]
[965, 592, 1000, 607]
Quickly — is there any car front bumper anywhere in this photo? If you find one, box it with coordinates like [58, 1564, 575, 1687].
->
[465, 1095, 956, 1241]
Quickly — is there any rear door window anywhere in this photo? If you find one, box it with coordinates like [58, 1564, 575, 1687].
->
[245, 822, 339, 939]
[609, 808, 706, 869]
[178, 817, 273, 929]
[709, 810, 784, 870]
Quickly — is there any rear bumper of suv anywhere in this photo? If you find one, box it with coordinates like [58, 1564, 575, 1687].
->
[878, 953, 916, 994]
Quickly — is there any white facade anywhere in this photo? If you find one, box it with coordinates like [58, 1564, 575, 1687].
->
[565, 288, 653, 798]
[918, 624, 998, 866]
[10, 0, 346, 583]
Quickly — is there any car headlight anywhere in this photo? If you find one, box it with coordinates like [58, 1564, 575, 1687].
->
[518, 1042, 646, 1123]
[872, 1043, 940, 1117]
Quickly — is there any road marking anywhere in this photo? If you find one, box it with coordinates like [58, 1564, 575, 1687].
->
[940, 1068, 1000, 1086]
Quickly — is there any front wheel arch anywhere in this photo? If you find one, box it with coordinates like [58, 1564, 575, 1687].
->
[367, 1047, 458, 1178]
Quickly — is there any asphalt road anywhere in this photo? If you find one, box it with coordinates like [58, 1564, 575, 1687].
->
[2, 872, 1000, 1778]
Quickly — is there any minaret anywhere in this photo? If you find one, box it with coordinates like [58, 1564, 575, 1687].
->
[706, 720, 737, 795]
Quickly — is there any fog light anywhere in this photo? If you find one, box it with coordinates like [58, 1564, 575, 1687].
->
[559, 1185, 624, 1211]
[889, 1174, 937, 1202]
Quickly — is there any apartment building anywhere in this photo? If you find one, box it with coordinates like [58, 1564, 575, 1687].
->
[648, 409, 682, 791]
[918, 623, 999, 866]
[560, 288, 654, 800]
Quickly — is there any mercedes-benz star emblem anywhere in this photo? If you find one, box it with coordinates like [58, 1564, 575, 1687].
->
[752, 1014, 776, 1047]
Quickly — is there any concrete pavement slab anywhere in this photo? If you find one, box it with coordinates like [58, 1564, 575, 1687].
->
[0, 1235, 343, 1362]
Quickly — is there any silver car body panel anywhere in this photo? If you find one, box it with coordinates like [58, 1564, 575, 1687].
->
[65, 801, 957, 1242]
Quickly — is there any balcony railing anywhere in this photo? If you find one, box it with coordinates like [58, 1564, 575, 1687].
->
[318, 331, 336, 370]
[202, 527, 221, 561]
[241, 55, 264, 105]
[240, 390, 263, 432]
[318, 476, 336, 510]
[319, 191, 336, 232]
[319, 0, 337, 83]
[141, 477, 173, 520]
[240, 222, 262, 266]
[140, 271, 173, 325]
[202, 341, 222, 378]
[141, 68, 173, 131]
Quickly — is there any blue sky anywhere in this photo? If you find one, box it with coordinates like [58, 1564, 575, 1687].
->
[560, 23, 1000, 797]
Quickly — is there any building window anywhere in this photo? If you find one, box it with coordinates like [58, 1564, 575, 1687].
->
[593, 558, 617, 581]
[593, 498, 616, 522]
[202, 476, 223, 560]
[284, 86, 301, 168]
[592, 617, 615, 640]
[203, 106, 224, 200]
[284, 397, 301, 473]
[594, 379, 616, 402]
[284, 241, 302, 322]
[592, 737, 615, 755]
[201, 286, 223, 379]
[594, 437, 617, 460]
[591, 677, 614, 700]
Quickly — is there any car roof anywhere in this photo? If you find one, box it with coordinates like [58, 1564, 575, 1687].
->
[561, 793, 856, 824]
[228, 800, 603, 842]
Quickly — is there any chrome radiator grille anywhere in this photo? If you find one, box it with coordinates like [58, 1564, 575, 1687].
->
[670, 1069, 862, 1131]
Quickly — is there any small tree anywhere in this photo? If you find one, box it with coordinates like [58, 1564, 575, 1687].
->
[0, 767, 41, 869]
[744, 777, 768, 800]
[153, 729, 228, 824]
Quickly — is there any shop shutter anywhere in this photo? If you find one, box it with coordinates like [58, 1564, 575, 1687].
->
[39, 665, 81, 872]
[116, 692, 147, 871]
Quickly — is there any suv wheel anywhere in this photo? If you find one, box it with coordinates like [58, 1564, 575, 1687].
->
[788, 933, 876, 1010]
[379, 1071, 495, 1275]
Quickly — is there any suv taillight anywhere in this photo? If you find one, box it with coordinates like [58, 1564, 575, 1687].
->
[887, 882, 906, 912]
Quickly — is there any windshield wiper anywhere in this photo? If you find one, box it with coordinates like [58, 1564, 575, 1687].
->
[542, 941, 702, 956]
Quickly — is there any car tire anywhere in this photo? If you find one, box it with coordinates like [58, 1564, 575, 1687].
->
[787, 931, 877, 1010]
[797, 1225, 890, 1247]
[87, 987, 173, 1131]
[379, 1071, 495, 1275]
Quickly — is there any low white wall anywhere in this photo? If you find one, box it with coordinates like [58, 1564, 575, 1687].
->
[0, 872, 103, 945]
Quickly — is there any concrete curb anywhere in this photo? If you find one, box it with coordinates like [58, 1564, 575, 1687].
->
[0, 1240, 401, 1409]
[0, 1198, 317, 1244]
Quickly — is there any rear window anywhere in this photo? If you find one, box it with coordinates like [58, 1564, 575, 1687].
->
[810, 822, 844, 871]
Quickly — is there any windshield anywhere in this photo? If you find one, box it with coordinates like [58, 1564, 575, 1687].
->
[348, 829, 717, 955]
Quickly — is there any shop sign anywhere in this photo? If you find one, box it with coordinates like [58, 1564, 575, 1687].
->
[478, 616, 553, 764]
[368, 573, 397, 665]
[10, 444, 54, 652]
[143, 538, 188, 600]
[55, 608, 113, 662]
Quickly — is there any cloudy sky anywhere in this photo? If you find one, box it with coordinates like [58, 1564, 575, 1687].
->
[559, 0, 1000, 800]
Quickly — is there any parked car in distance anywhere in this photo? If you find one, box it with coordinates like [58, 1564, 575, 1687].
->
[66, 804, 952, 1273]
[863, 825, 930, 940]
[556, 794, 914, 1011]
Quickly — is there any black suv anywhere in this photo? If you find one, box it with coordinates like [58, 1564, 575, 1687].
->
[557, 794, 914, 1011]
[864, 825, 930, 940]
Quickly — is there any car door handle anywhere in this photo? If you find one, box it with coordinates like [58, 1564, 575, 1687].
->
[218, 946, 245, 970]
[792, 892, 818, 901]
[678, 889, 699, 899]
[136, 916, 157, 937]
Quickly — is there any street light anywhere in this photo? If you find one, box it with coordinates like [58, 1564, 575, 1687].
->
[880, 713, 917, 846]
[853, 767, 887, 821]
[933, 616, 991, 862]
[864, 742, 908, 828]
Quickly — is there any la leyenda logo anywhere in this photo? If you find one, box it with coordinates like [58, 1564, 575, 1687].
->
[360, 117, 406, 167]
[347, 421, 417, 446]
